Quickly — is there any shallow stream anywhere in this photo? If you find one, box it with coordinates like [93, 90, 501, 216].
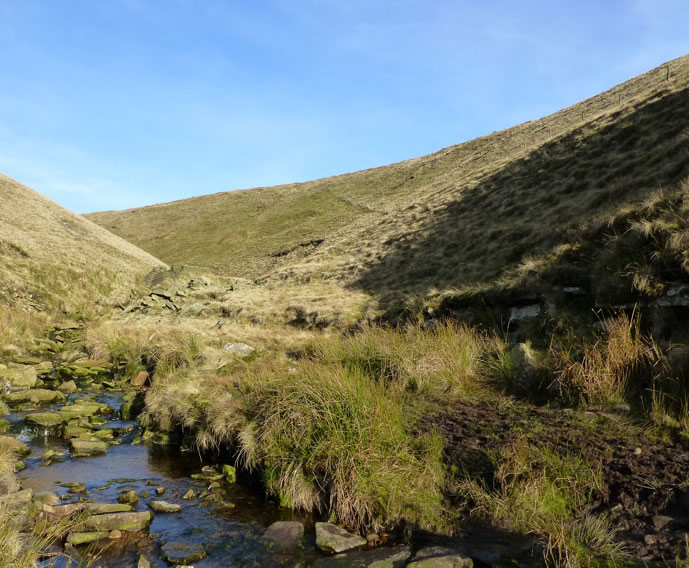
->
[9, 391, 323, 567]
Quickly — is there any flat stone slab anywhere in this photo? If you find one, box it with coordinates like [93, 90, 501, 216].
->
[59, 401, 112, 419]
[316, 522, 367, 554]
[314, 544, 411, 568]
[5, 388, 65, 404]
[81, 511, 152, 532]
[71, 439, 108, 456]
[0, 364, 37, 387]
[149, 500, 181, 513]
[66, 531, 110, 546]
[161, 542, 207, 563]
[408, 546, 473, 568]
[264, 521, 304, 551]
[25, 411, 65, 427]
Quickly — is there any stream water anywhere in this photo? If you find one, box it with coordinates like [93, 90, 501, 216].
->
[8, 391, 324, 567]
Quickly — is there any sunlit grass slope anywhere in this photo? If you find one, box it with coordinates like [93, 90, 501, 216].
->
[87, 56, 689, 305]
[0, 173, 165, 312]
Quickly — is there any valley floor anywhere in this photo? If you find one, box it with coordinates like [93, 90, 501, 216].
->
[3, 275, 689, 567]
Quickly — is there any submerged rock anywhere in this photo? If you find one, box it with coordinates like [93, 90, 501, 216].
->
[316, 522, 366, 554]
[314, 544, 411, 567]
[191, 470, 223, 482]
[161, 542, 207, 564]
[264, 521, 304, 551]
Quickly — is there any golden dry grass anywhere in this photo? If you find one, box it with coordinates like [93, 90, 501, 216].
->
[0, 173, 164, 312]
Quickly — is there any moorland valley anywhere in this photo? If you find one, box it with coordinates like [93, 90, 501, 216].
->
[2, 55, 689, 567]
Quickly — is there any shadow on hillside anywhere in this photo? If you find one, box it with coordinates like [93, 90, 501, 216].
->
[349, 87, 689, 314]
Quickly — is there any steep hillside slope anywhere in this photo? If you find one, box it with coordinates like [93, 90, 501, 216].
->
[0, 174, 165, 311]
[87, 55, 689, 307]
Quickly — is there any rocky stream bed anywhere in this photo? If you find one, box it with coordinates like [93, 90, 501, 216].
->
[0, 348, 499, 568]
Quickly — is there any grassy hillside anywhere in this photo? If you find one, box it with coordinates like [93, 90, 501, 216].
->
[0, 173, 165, 313]
[88, 55, 689, 307]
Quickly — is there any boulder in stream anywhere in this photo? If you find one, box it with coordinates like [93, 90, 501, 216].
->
[25, 411, 65, 428]
[149, 500, 181, 513]
[0, 364, 37, 387]
[117, 490, 139, 505]
[70, 439, 108, 456]
[81, 511, 153, 532]
[5, 388, 65, 405]
[316, 522, 367, 554]
[264, 521, 304, 551]
[58, 380, 78, 394]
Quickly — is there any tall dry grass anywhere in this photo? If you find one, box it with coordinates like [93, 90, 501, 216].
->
[552, 312, 659, 406]
[0, 306, 50, 358]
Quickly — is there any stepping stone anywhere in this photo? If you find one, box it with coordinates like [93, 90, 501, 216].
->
[66, 531, 109, 546]
[264, 521, 304, 551]
[25, 412, 65, 427]
[81, 511, 152, 532]
[316, 522, 366, 554]
[70, 439, 108, 456]
[5, 388, 65, 404]
[161, 542, 206, 564]
[149, 500, 181, 513]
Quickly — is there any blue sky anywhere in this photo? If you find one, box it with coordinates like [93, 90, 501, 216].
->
[1, 1, 687, 213]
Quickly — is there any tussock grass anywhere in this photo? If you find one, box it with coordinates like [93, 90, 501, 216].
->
[298, 322, 499, 398]
[552, 312, 659, 406]
[461, 436, 621, 567]
[86, 323, 206, 378]
[137, 323, 497, 531]
[236, 364, 445, 530]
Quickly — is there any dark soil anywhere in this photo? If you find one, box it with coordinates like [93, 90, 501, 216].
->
[424, 399, 689, 565]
